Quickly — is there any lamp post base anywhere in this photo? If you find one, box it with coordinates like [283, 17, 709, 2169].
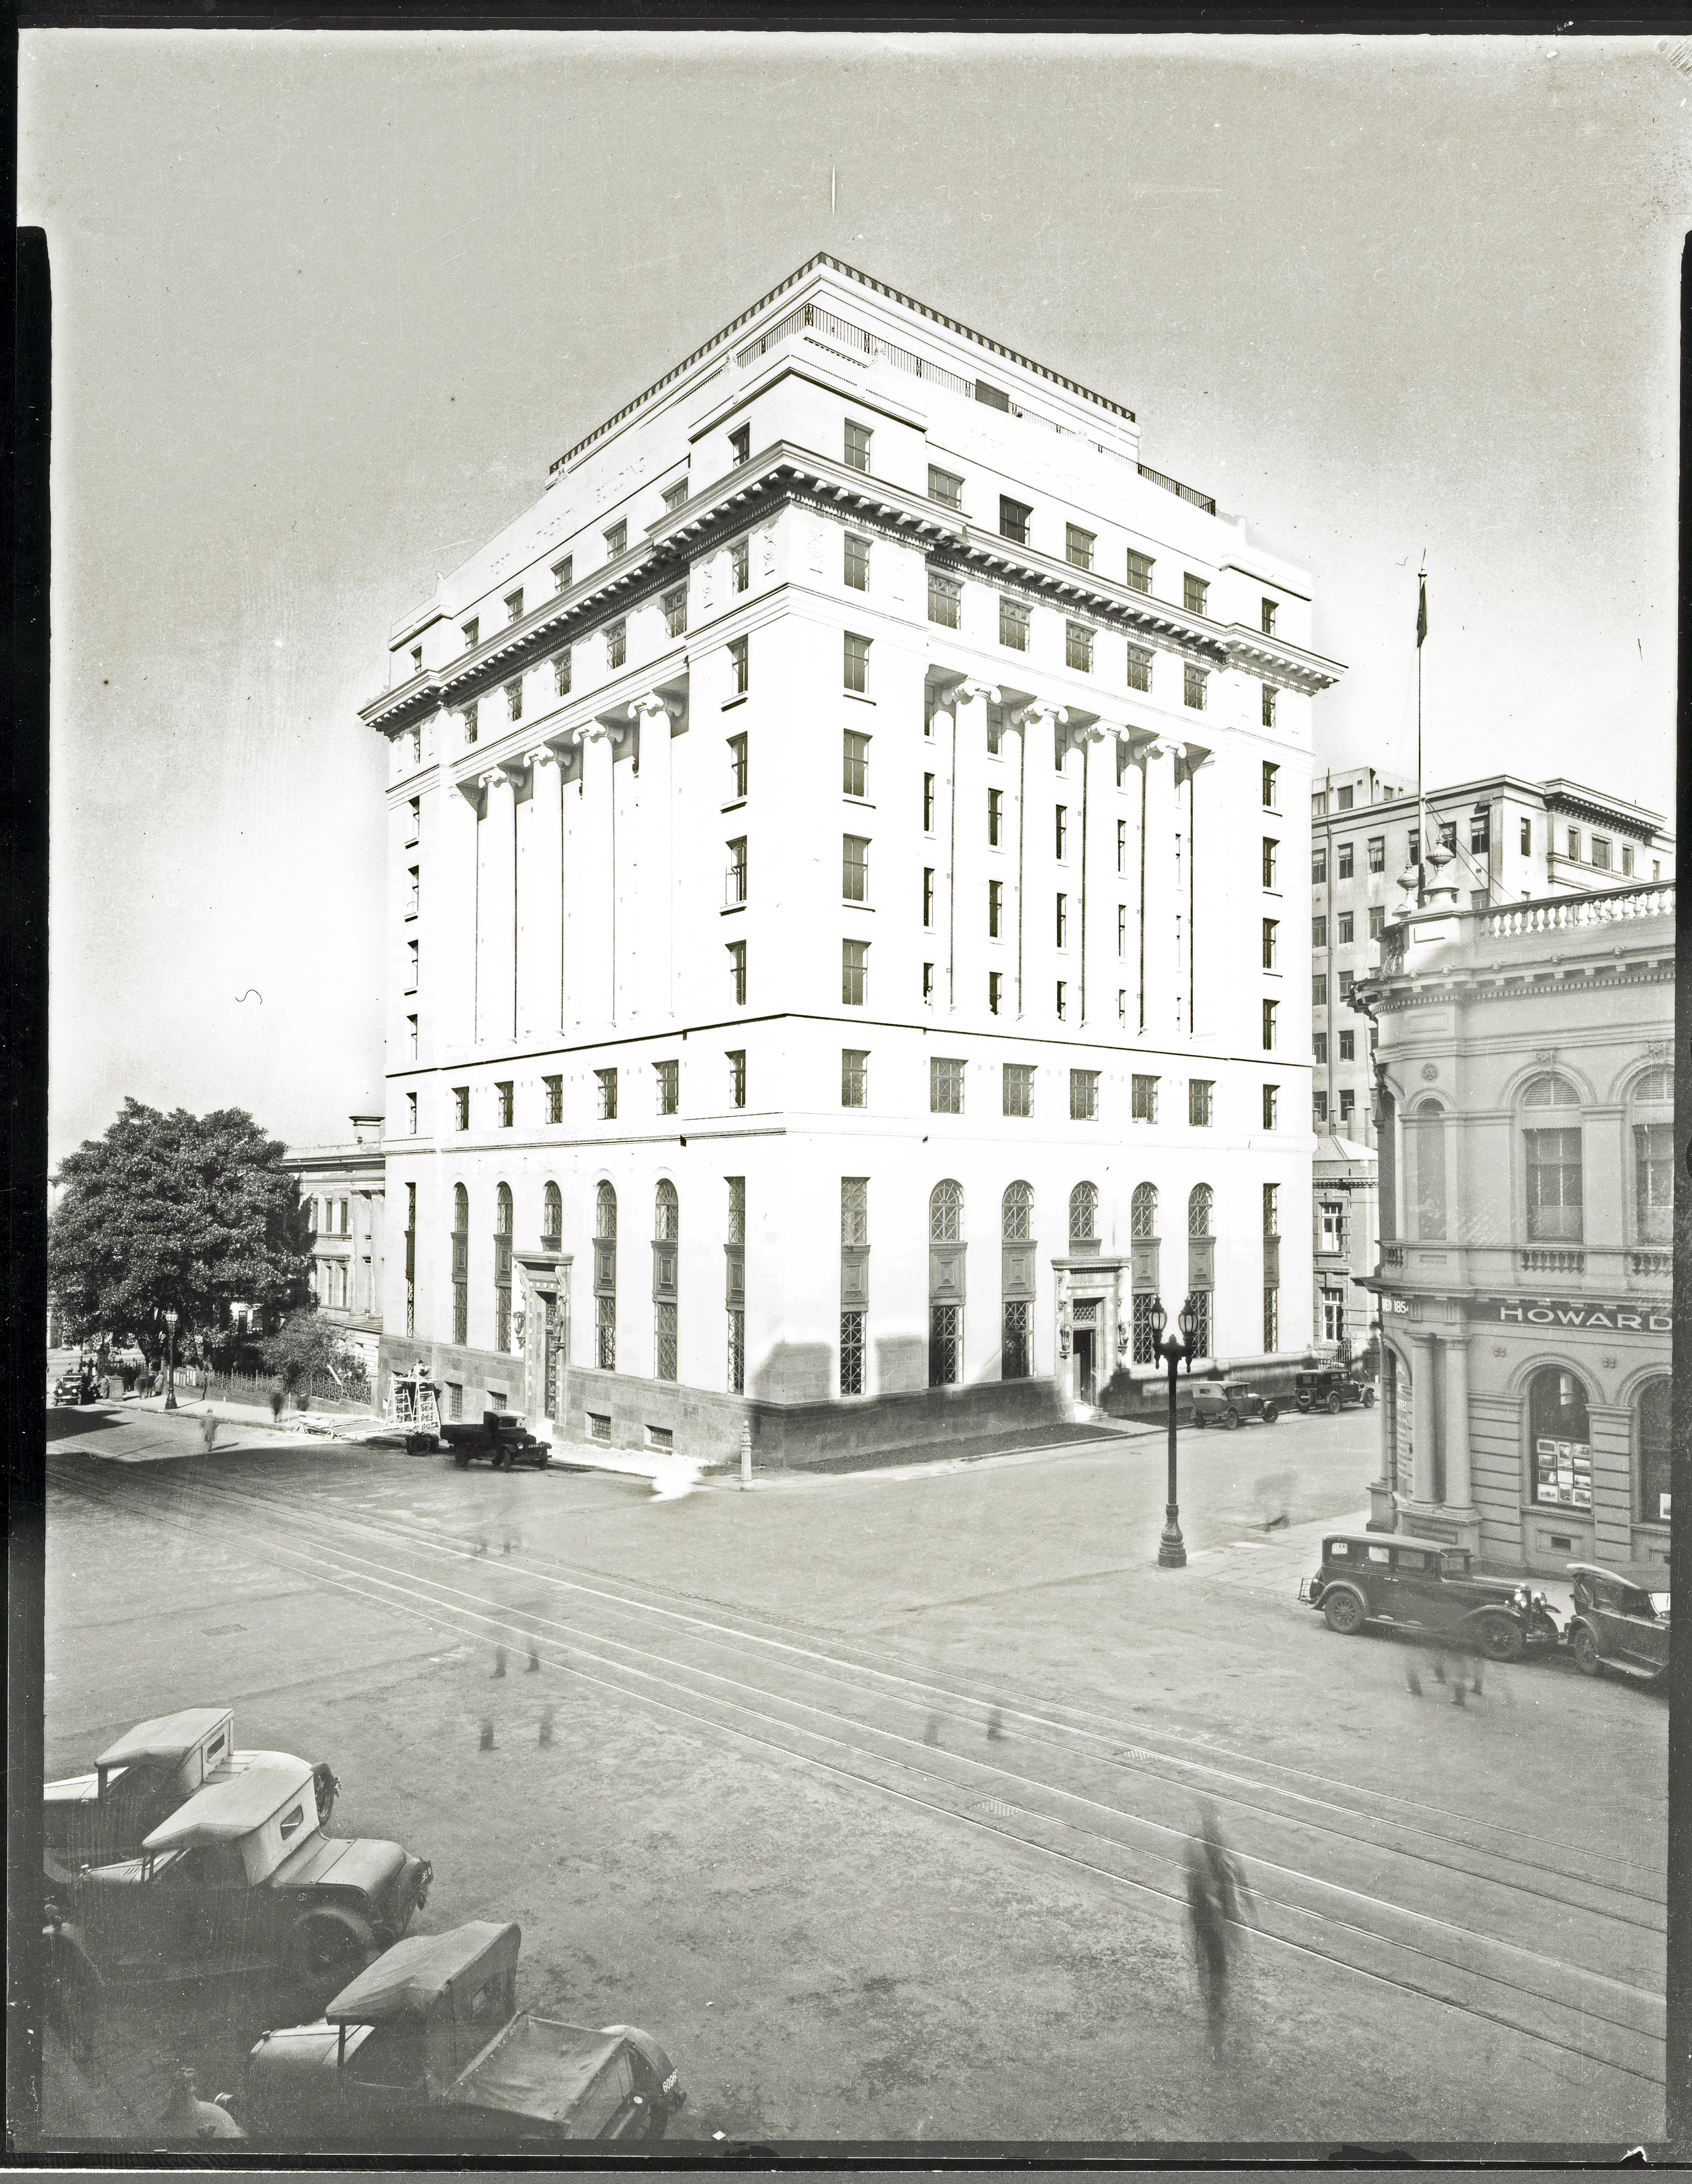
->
[1158, 1511, 1187, 1568]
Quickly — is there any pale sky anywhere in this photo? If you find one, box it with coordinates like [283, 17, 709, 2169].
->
[23, 30, 1687, 1170]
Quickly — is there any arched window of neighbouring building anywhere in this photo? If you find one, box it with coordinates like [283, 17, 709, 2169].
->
[452, 1185, 469, 1345]
[594, 1181, 617, 1370]
[1528, 1365, 1592, 1511]
[1071, 1181, 1100, 1248]
[1638, 1377, 1672, 1528]
[1130, 1184, 1159, 1364]
[542, 1182, 562, 1246]
[494, 1184, 513, 1353]
[1186, 1185, 1214, 1359]
[1631, 1068, 1674, 1248]
[1002, 1183, 1034, 1380]
[654, 1181, 679, 1381]
[1522, 1077, 1582, 1245]
[1410, 1098, 1446, 1242]
[929, 1181, 964, 1387]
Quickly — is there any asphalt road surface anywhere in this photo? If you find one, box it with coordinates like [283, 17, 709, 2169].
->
[37, 1399, 1666, 2152]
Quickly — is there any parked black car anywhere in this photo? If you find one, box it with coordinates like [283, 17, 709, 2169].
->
[1565, 1563, 1670, 1686]
[441, 1412, 552, 1472]
[1294, 1366, 1375, 1414]
[1299, 1532, 1560, 1661]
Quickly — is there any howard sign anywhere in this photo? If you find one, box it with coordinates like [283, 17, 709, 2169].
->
[1466, 1297, 1672, 1335]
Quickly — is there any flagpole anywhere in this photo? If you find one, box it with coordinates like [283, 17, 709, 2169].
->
[1416, 560, 1426, 908]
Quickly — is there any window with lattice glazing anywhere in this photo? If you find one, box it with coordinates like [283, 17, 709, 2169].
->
[594, 1181, 617, 1370]
[653, 1182, 679, 1381]
[452, 1184, 468, 1345]
[494, 1184, 513, 1353]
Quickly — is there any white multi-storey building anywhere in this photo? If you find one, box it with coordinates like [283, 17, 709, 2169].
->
[360, 257, 1344, 1463]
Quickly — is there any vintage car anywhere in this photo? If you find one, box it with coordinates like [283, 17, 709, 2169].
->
[60, 1754, 431, 1987]
[440, 1412, 552, 1472]
[46, 1708, 337, 1880]
[230, 1920, 684, 2148]
[1190, 1379, 1280, 1429]
[1565, 1563, 1670, 1685]
[51, 1364, 98, 1406]
[1299, 1532, 1560, 1661]
[1293, 1365, 1375, 1414]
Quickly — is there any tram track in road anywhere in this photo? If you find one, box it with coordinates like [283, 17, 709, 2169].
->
[48, 1456, 1667, 2092]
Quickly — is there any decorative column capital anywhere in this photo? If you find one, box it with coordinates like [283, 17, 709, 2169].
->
[933, 677, 1000, 713]
[573, 719, 627, 749]
[1011, 699, 1068, 732]
[627, 692, 685, 725]
[527, 744, 563, 771]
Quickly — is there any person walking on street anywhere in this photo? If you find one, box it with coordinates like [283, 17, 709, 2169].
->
[1185, 1800, 1254, 2055]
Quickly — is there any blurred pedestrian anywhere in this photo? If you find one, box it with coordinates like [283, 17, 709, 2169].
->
[1184, 1801, 1253, 2055]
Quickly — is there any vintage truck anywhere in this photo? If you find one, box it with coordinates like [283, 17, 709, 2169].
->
[230, 1920, 683, 2147]
[59, 1753, 431, 1988]
[440, 1412, 552, 1471]
[45, 1707, 337, 1881]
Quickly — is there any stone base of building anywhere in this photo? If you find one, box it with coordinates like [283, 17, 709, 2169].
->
[563, 1366, 1072, 1470]
[1392, 1499, 1485, 1560]
[379, 1337, 529, 1422]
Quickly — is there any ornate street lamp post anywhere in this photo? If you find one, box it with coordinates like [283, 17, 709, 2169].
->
[1151, 1293, 1200, 1568]
[163, 1308, 179, 1412]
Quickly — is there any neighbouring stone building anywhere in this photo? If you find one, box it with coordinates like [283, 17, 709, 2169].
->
[356, 256, 1347, 1463]
[284, 1114, 387, 1383]
[1356, 866, 1673, 1577]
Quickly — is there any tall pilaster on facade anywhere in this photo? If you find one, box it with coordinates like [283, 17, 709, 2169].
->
[520, 743, 566, 1039]
[1174, 739, 1213, 1038]
[571, 720, 624, 1030]
[936, 680, 999, 1020]
[628, 693, 682, 1022]
[1441, 1325, 1473, 1512]
[1408, 1331, 1438, 1505]
[476, 767, 519, 1047]
[439, 770, 482, 1052]
[1072, 719, 1111, 1029]
[1011, 700, 1066, 1021]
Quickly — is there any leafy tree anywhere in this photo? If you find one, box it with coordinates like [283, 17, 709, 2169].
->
[49, 1099, 311, 1349]
[261, 1309, 356, 1399]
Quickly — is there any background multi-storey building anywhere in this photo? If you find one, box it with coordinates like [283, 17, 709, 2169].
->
[284, 1113, 387, 1383]
[1310, 766, 1674, 1144]
[358, 256, 1344, 1463]
[1357, 864, 1673, 1577]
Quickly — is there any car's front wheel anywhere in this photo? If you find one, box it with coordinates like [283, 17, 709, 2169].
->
[1570, 1624, 1603, 1677]
[287, 1916, 369, 1985]
[1261, 1403, 1279, 1425]
[1362, 1387, 1376, 1407]
[1470, 1614, 1525, 1664]
[1326, 1391, 1341, 1415]
[1323, 1588, 1366, 1636]
[1223, 1408, 1240, 1430]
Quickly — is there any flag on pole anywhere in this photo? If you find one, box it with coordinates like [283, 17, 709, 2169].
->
[1416, 572, 1428, 648]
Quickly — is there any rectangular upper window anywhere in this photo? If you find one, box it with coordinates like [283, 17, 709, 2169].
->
[922, 866, 935, 926]
[729, 636, 749, 694]
[1262, 999, 1279, 1050]
[595, 1068, 618, 1121]
[1337, 841, 1355, 879]
[505, 678, 523, 723]
[1184, 664, 1207, 711]
[544, 1074, 563, 1125]
[1190, 1079, 1214, 1126]
[843, 729, 869, 797]
[1072, 1069, 1101, 1121]
[504, 588, 524, 625]
[1337, 784, 1354, 812]
[604, 519, 627, 557]
[1313, 974, 1328, 1005]
[1312, 845, 1327, 882]
[1054, 805, 1068, 860]
[655, 1060, 679, 1116]
[1262, 918, 1278, 969]
[1592, 835, 1612, 871]
[496, 1079, 513, 1127]
[1183, 573, 1209, 617]
[1131, 1073, 1158, 1122]
[727, 1049, 747, 1109]
[1003, 1062, 1034, 1117]
[999, 496, 1032, 546]
[999, 597, 1029, 651]
[930, 1057, 964, 1115]
[1065, 524, 1095, 570]
[1261, 686, 1277, 729]
[988, 788, 1003, 846]
[453, 1086, 469, 1131]
[928, 573, 960, 628]
[662, 481, 688, 513]
[842, 939, 868, 1007]
[1312, 915, 1328, 946]
[1262, 837, 1279, 888]
[730, 538, 749, 594]
[552, 556, 573, 592]
[844, 631, 870, 693]
[845, 535, 869, 592]
[844, 420, 872, 472]
[1066, 623, 1093, 673]
[842, 834, 869, 903]
[1338, 911, 1354, 944]
[1126, 645, 1153, 693]
[462, 617, 479, 650]
[1567, 827, 1582, 860]
[842, 1048, 868, 1108]
[1126, 550, 1155, 594]
[728, 939, 747, 1005]
[728, 732, 748, 800]
[554, 651, 571, 697]
[1261, 598, 1278, 635]
[928, 465, 963, 509]
[606, 621, 626, 670]
[663, 586, 688, 638]
[1369, 905, 1385, 939]
[1368, 835, 1386, 872]
[727, 835, 748, 904]
[728, 424, 750, 466]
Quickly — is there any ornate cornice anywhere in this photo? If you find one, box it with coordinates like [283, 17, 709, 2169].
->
[361, 441, 1344, 740]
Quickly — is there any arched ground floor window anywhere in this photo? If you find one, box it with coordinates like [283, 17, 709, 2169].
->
[1638, 1377, 1672, 1528]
